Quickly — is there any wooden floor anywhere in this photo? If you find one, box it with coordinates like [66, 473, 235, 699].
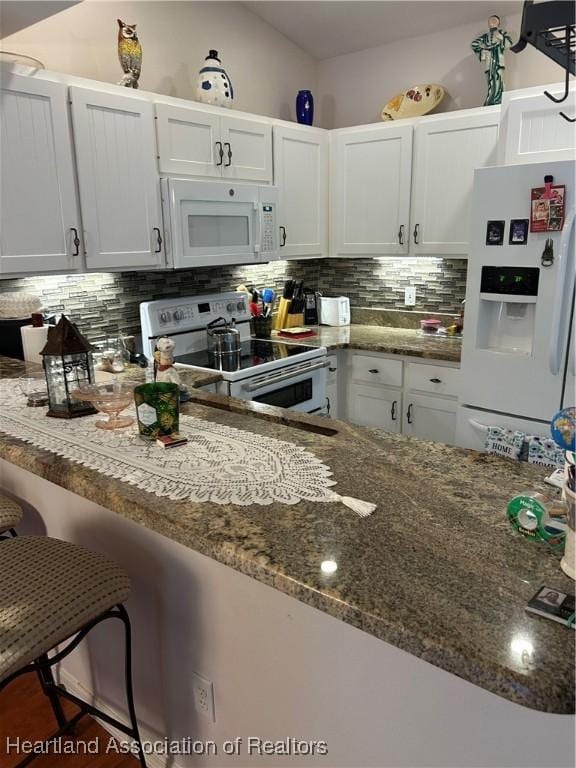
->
[0, 675, 139, 767]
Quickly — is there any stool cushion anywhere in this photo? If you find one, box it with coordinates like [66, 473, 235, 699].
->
[0, 536, 130, 682]
[0, 494, 23, 534]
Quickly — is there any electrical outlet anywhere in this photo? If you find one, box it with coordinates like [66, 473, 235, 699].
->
[404, 286, 416, 306]
[191, 672, 215, 722]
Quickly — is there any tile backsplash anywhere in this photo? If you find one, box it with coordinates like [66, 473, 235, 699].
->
[1, 257, 466, 343]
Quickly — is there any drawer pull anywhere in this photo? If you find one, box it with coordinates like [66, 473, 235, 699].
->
[429, 377, 442, 383]
[391, 400, 397, 421]
[413, 223, 420, 245]
[398, 224, 404, 245]
[369, 368, 379, 374]
[215, 141, 224, 166]
[329, 367, 337, 373]
[406, 403, 413, 424]
[70, 227, 80, 257]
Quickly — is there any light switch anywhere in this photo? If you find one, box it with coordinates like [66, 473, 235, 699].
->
[405, 287, 416, 306]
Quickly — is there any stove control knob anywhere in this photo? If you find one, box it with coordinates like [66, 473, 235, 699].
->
[226, 302, 236, 312]
[173, 310, 184, 323]
[237, 301, 245, 313]
[160, 311, 171, 324]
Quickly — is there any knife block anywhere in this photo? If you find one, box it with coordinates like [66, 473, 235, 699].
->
[284, 313, 305, 328]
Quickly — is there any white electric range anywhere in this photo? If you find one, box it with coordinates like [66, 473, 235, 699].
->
[140, 292, 329, 414]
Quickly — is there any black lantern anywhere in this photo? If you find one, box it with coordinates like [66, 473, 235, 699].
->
[40, 315, 98, 418]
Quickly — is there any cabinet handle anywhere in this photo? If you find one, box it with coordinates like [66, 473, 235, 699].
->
[224, 142, 232, 166]
[391, 400, 397, 421]
[413, 223, 420, 245]
[215, 141, 224, 166]
[70, 227, 80, 257]
[153, 227, 163, 254]
[279, 226, 287, 246]
[326, 396, 331, 415]
[398, 224, 404, 245]
[429, 377, 442, 383]
[369, 368, 379, 374]
[406, 403, 413, 424]
[329, 367, 337, 373]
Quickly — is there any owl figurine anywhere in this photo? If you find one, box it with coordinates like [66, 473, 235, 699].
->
[196, 50, 234, 107]
[117, 19, 142, 89]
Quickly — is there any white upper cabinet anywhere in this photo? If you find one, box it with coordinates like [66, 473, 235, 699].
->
[221, 115, 272, 182]
[500, 84, 576, 165]
[331, 124, 413, 256]
[273, 126, 328, 259]
[155, 103, 221, 177]
[410, 109, 499, 255]
[155, 103, 272, 183]
[70, 87, 164, 271]
[0, 74, 82, 275]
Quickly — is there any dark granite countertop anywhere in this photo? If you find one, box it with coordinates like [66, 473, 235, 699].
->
[0, 356, 573, 714]
[276, 325, 462, 363]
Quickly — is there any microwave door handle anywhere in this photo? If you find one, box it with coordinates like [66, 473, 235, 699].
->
[253, 202, 262, 255]
[549, 209, 575, 375]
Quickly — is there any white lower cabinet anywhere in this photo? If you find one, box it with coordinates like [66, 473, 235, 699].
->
[342, 351, 459, 444]
[403, 393, 457, 444]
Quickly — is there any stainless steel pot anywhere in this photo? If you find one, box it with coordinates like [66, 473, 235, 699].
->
[206, 317, 241, 355]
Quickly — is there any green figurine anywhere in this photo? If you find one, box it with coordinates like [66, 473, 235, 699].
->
[471, 15, 513, 106]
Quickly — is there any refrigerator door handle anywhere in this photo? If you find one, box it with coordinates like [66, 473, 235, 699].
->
[549, 210, 575, 375]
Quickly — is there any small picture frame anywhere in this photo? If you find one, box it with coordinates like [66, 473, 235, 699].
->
[509, 219, 529, 245]
[486, 220, 505, 246]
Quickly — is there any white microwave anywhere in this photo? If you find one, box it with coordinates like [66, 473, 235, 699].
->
[161, 179, 278, 269]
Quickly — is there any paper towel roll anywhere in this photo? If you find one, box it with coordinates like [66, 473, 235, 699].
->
[20, 324, 49, 364]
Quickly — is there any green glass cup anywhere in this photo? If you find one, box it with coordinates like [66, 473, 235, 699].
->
[133, 382, 179, 440]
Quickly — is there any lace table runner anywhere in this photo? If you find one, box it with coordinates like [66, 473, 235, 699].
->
[0, 380, 375, 516]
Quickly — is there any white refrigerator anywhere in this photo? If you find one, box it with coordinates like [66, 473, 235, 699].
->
[456, 160, 575, 450]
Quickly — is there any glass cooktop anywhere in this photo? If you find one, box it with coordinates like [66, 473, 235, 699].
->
[174, 339, 318, 373]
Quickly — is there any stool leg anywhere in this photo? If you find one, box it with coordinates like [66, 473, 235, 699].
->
[35, 654, 67, 730]
[117, 604, 147, 768]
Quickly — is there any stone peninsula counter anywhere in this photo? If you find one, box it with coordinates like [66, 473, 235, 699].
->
[0, 356, 572, 715]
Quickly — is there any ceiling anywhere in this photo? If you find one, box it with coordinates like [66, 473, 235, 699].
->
[244, 1, 523, 60]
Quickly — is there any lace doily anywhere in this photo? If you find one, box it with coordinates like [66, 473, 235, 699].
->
[0, 380, 375, 516]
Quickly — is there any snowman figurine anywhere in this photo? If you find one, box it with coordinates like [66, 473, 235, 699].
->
[196, 50, 234, 108]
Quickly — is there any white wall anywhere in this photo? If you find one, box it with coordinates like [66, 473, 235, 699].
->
[317, 12, 565, 128]
[0, 1, 318, 122]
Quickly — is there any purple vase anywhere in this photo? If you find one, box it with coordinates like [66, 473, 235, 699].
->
[296, 90, 314, 126]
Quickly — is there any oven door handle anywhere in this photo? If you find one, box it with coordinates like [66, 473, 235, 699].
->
[242, 359, 329, 392]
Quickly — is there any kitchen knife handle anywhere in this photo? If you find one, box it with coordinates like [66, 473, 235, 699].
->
[406, 403, 413, 424]
[413, 224, 419, 245]
[279, 226, 287, 246]
[215, 141, 224, 166]
[398, 224, 404, 245]
[70, 228, 80, 257]
[154, 227, 163, 254]
[391, 400, 397, 421]
[224, 142, 232, 166]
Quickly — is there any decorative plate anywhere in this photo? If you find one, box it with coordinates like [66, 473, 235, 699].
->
[381, 84, 445, 121]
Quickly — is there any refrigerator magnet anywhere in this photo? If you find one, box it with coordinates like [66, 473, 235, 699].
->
[509, 219, 529, 245]
[530, 183, 566, 233]
[486, 220, 505, 245]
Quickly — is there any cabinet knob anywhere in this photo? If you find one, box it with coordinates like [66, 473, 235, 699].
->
[329, 367, 337, 373]
[429, 377, 442, 383]
[369, 368, 379, 374]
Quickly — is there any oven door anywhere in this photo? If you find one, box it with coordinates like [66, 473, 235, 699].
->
[231, 359, 329, 414]
[165, 179, 259, 268]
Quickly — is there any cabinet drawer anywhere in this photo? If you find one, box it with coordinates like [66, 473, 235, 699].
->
[350, 354, 403, 387]
[405, 362, 460, 397]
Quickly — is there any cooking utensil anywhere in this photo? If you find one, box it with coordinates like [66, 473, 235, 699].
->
[206, 317, 241, 354]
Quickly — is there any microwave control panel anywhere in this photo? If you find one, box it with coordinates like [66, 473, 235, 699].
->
[262, 205, 275, 252]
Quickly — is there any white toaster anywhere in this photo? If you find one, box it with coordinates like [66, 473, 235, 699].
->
[319, 296, 350, 326]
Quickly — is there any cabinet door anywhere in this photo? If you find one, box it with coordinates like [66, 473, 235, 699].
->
[0, 74, 81, 275]
[273, 126, 328, 259]
[503, 86, 576, 165]
[70, 87, 163, 270]
[347, 383, 402, 432]
[331, 125, 412, 256]
[155, 103, 222, 177]
[221, 116, 272, 182]
[403, 393, 457, 445]
[410, 111, 499, 255]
